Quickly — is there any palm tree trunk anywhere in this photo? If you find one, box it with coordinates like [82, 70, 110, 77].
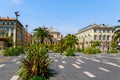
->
[41, 37, 44, 44]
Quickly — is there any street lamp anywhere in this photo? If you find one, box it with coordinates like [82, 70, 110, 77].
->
[117, 20, 120, 53]
[118, 20, 120, 22]
[14, 11, 20, 20]
[60, 34, 63, 55]
[25, 24, 28, 46]
[82, 37, 85, 51]
[14, 11, 20, 47]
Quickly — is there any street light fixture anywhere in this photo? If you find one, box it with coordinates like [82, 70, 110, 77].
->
[14, 11, 20, 20]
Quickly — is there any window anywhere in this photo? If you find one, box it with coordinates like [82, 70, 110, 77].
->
[99, 35, 102, 40]
[11, 33, 13, 37]
[99, 29, 101, 33]
[94, 35, 97, 40]
[11, 27, 14, 31]
[112, 30, 114, 33]
[94, 29, 96, 33]
[107, 30, 109, 33]
[10, 22, 14, 25]
[103, 35, 106, 40]
[103, 29, 106, 33]
[3, 22, 4, 25]
[0, 22, 2, 25]
[7, 22, 9, 25]
[6, 33, 8, 37]
[107, 35, 109, 40]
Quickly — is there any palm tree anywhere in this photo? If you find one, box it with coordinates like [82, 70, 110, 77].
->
[64, 34, 78, 49]
[33, 26, 52, 44]
[113, 26, 120, 41]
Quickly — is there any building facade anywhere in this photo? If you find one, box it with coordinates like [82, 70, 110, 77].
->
[0, 17, 25, 49]
[44, 27, 61, 44]
[25, 31, 32, 45]
[76, 24, 115, 52]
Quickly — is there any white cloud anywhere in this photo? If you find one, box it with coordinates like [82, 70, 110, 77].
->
[12, 0, 23, 4]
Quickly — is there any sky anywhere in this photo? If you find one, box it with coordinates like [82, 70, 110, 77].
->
[0, 0, 120, 35]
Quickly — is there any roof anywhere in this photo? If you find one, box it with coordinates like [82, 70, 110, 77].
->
[0, 17, 24, 28]
[49, 27, 60, 34]
[76, 24, 114, 34]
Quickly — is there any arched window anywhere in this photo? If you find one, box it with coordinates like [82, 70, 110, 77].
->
[94, 35, 97, 40]
[99, 35, 102, 40]
[107, 35, 109, 40]
[103, 35, 106, 40]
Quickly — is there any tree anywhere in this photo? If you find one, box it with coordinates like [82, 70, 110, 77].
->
[113, 25, 120, 41]
[110, 41, 116, 50]
[92, 41, 100, 48]
[33, 26, 52, 44]
[64, 34, 78, 49]
[7, 36, 13, 47]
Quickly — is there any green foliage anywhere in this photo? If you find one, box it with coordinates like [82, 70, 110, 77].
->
[110, 41, 116, 49]
[46, 44, 53, 50]
[108, 49, 118, 53]
[96, 48, 101, 53]
[84, 47, 97, 54]
[75, 47, 83, 52]
[33, 27, 52, 44]
[19, 44, 51, 80]
[113, 26, 120, 41]
[64, 34, 78, 49]
[2, 46, 24, 56]
[7, 36, 13, 47]
[92, 41, 100, 48]
[52, 44, 61, 53]
[32, 76, 48, 80]
[64, 48, 75, 56]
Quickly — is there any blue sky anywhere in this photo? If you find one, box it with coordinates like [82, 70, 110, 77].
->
[0, 0, 120, 35]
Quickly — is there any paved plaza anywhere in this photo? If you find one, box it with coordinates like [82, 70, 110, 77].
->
[0, 53, 120, 80]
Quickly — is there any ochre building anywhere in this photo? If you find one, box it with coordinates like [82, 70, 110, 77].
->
[0, 17, 25, 49]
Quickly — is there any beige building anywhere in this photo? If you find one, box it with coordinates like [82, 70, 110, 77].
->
[0, 17, 25, 49]
[76, 24, 115, 52]
[45, 27, 61, 44]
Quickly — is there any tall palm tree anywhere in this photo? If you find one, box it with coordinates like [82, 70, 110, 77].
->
[64, 34, 78, 49]
[113, 26, 120, 41]
[33, 26, 52, 44]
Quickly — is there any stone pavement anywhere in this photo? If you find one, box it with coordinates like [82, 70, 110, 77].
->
[0, 53, 120, 80]
[49, 53, 120, 80]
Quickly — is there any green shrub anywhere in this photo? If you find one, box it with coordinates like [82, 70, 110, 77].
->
[64, 48, 75, 56]
[19, 44, 51, 80]
[108, 49, 118, 53]
[2, 46, 24, 56]
[52, 45, 61, 53]
[75, 47, 83, 52]
[96, 48, 101, 53]
[84, 47, 97, 54]
[32, 76, 48, 80]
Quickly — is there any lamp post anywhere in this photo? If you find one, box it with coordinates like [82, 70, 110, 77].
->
[14, 11, 20, 20]
[25, 24, 28, 46]
[60, 34, 63, 55]
[82, 37, 85, 51]
[117, 20, 120, 53]
[14, 11, 20, 47]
